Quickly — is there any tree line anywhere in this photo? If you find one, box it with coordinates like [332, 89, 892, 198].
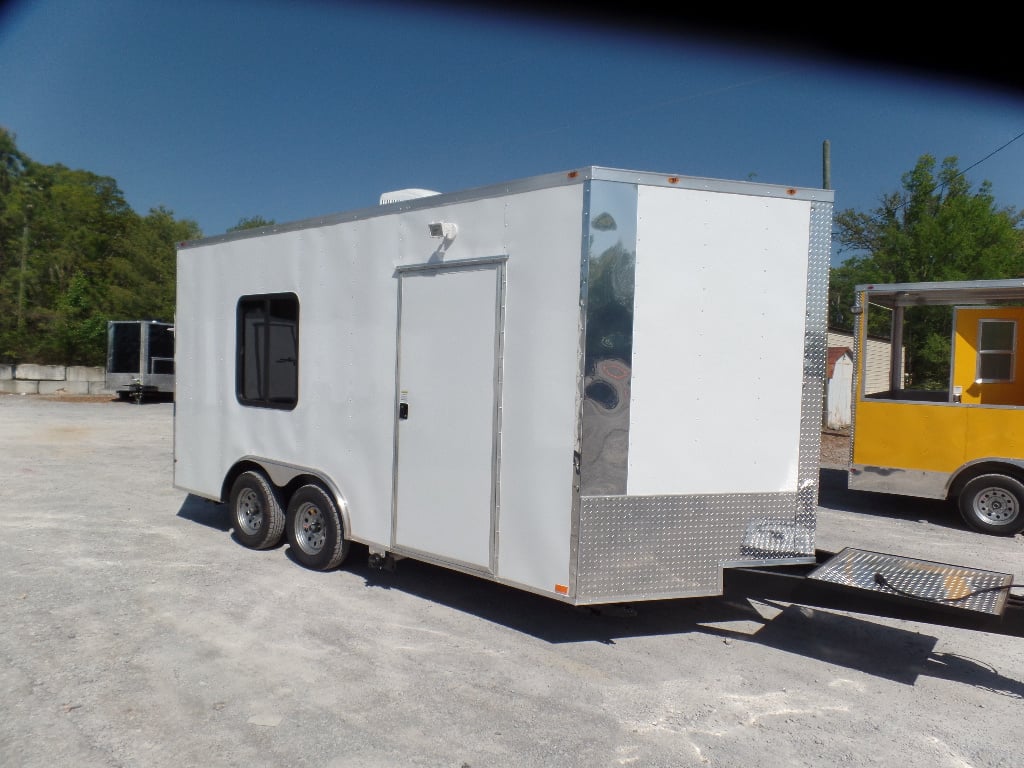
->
[2, 124, 1022, 380]
[0, 127, 198, 365]
[0, 127, 276, 367]
[830, 154, 1023, 388]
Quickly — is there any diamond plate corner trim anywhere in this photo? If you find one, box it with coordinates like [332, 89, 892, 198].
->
[798, 200, 833, 521]
[576, 493, 814, 602]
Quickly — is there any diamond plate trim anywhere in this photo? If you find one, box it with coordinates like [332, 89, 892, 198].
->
[810, 548, 1012, 615]
[577, 493, 814, 602]
[799, 200, 832, 520]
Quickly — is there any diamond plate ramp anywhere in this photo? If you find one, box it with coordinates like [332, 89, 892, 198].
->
[809, 548, 1012, 616]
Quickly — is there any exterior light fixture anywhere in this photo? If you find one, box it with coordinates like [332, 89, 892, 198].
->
[428, 222, 458, 239]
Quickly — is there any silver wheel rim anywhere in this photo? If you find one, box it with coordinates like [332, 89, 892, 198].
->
[294, 502, 326, 554]
[972, 487, 1018, 524]
[236, 488, 264, 534]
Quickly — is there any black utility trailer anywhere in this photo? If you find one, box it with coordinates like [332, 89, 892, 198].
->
[105, 320, 175, 402]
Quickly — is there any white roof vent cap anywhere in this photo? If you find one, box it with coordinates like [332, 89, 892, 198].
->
[379, 188, 441, 205]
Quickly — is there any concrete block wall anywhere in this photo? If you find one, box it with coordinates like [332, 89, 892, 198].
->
[0, 364, 113, 395]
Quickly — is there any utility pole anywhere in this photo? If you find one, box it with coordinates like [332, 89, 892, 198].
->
[17, 216, 28, 330]
[822, 139, 831, 190]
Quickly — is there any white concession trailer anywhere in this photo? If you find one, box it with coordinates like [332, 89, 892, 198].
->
[174, 166, 835, 605]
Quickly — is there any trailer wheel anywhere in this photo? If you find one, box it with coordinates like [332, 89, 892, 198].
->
[228, 471, 285, 549]
[285, 484, 349, 571]
[957, 474, 1024, 536]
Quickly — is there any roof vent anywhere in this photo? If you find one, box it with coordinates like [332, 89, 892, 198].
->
[379, 188, 441, 205]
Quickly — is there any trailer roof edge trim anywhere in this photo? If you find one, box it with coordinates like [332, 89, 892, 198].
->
[178, 165, 834, 250]
[855, 278, 1024, 307]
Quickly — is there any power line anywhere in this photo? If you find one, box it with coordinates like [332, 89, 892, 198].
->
[957, 130, 1024, 179]
[907, 130, 1024, 214]
[833, 129, 1024, 258]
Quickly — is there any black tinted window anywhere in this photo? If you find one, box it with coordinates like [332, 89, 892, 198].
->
[236, 293, 299, 409]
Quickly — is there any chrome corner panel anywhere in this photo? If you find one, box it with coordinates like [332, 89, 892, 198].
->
[575, 493, 815, 603]
[578, 180, 638, 496]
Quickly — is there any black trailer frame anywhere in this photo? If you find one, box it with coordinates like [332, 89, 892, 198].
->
[726, 548, 1024, 637]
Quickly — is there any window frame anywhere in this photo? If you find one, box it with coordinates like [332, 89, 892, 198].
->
[235, 292, 300, 410]
[975, 318, 1016, 383]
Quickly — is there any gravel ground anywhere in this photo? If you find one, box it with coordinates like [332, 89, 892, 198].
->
[819, 428, 851, 468]
[1, 395, 1022, 768]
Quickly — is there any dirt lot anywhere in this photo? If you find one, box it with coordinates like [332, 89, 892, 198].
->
[1, 395, 1022, 768]
[819, 428, 851, 468]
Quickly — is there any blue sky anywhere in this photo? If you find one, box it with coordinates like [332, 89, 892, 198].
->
[2, 0, 1022, 267]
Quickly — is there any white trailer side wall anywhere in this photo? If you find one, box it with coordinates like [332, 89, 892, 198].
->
[627, 186, 812, 495]
[175, 182, 586, 593]
[175, 220, 404, 547]
[488, 188, 585, 590]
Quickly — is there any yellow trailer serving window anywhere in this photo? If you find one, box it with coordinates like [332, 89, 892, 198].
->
[953, 307, 1022, 404]
[847, 279, 1024, 536]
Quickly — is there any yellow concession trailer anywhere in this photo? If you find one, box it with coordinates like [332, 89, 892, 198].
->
[848, 278, 1024, 535]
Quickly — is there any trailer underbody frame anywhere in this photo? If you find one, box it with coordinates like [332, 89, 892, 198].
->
[725, 548, 1024, 638]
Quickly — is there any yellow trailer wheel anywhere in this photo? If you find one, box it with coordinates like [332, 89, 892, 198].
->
[958, 474, 1024, 536]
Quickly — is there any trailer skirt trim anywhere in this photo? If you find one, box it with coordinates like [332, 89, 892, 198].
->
[576, 493, 815, 602]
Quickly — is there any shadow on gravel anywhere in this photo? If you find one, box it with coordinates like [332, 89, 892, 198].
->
[726, 601, 1024, 695]
[345, 552, 1023, 692]
[173, 493, 1020, 693]
[176, 493, 230, 532]
[921, 651, 1024, 698]
[818, 467, 962, 530]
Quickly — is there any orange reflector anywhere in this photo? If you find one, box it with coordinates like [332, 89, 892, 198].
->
[787, 188, 797, 196]
[567, 171, 578, 179]
[554, 583, 569, 595]
[667, 176, 679, 184]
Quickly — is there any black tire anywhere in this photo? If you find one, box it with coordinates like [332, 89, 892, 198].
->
[285, 483, 349, 571]
[228, 470, 285, 549]
[957, 474, 1024, 536]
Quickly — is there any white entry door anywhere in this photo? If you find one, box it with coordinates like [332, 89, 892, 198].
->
[393, 258, 505, 571]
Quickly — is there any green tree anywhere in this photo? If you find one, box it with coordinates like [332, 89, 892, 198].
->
[5, 162, 135, 363]
[0, 128, 202, 364]
[107, 206, 200, 322]
[829, 154, 1024, 388]
[0, 163, 53, 357]
[47, 272, 109, 364]
[227, 215, 275, 232]
[0, 127, 26, 196]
